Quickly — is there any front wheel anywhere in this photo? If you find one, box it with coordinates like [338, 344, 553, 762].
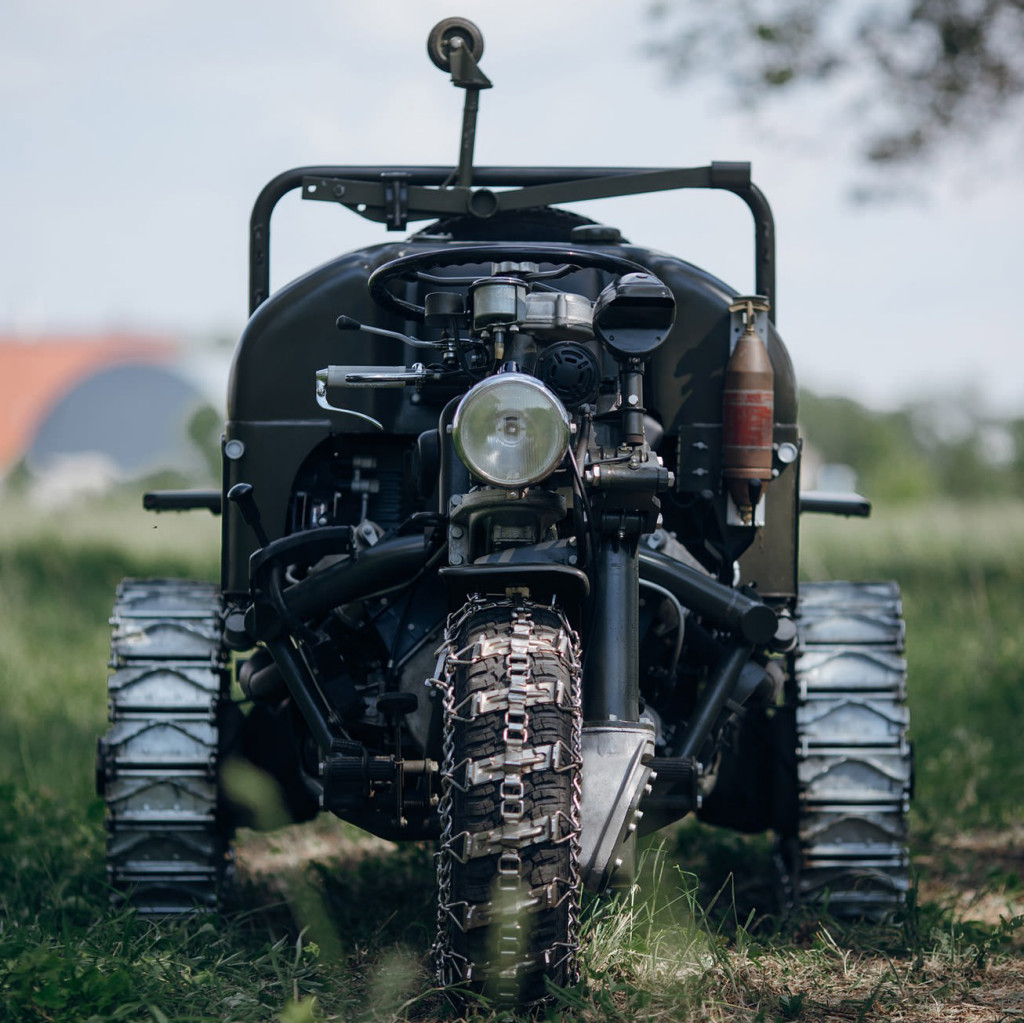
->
[434, 600, 582, 1003]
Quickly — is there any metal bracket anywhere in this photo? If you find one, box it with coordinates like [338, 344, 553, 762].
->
[450, 742, 575, 789]
[449, 877, 574, 932]
[578, 722, 655, 892]
[450, 676, 572, 717]
[381, 172, 411, 231]
[728, 295, 770, 355]
[445, 810, 574, 861]
[727, 489, 766, 527]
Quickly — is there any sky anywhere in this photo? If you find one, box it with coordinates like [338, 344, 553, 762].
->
[3, 0, 1023, 413]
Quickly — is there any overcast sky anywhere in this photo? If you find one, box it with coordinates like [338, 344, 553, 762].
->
[3, 0, 1023, 413]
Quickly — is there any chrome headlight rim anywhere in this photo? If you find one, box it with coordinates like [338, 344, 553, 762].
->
[452, 373, 570, 488]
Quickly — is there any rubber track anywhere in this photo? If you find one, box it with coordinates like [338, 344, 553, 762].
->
[97, 578, 231, 914]
[792, 580, 912, 918]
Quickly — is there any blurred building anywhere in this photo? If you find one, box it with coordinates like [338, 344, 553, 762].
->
[0, 332, 214, 494]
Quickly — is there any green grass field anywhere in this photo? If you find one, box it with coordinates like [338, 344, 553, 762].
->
[0, 494, 1021, 1021]
[801, 501, 1024, 831]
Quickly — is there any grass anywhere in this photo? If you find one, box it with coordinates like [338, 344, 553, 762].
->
[0, 494, 220, 801]
[0, 491, 1022, 1020]
[801, 500, 1024, 831]
[0, 785, 328, 1022]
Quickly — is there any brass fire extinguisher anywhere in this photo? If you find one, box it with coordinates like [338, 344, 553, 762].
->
[722, 297, 774, 524]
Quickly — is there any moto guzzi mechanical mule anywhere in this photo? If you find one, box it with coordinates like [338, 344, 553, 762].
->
[96, 18, 912, 1002]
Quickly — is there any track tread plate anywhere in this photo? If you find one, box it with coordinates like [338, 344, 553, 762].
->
[792, 581, 912, 918]
[99, 578, 231, 915]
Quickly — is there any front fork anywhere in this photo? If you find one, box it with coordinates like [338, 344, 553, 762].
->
[576, 374, 671, 889]
[584, 531, 640, 723]
[575, 362, 676, 889]
[579, 519, 657, 891]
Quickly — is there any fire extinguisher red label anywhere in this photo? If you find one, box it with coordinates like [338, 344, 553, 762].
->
[723, 390, 774, 447]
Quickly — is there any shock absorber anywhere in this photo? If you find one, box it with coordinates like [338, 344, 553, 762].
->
[722, 296, 774, 525]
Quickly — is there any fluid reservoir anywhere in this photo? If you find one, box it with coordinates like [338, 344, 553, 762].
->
[722, 297, 774, 523]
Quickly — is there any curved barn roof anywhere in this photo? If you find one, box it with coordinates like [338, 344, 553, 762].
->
[0, 333, 177, 470]
[27, 362, 206, 477]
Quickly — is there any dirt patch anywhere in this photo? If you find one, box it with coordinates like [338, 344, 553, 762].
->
[916, 826, 1024, 928]
[234, 817, 396, 880]
[710, 944, 1024, 1022]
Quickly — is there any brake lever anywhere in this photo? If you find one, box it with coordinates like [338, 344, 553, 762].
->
[315, 363, 445, 426]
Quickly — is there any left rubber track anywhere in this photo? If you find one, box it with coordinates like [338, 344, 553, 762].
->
[97, 578, 233, 914]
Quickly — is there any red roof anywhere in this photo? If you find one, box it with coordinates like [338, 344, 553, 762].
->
[0, 333, 178, 470]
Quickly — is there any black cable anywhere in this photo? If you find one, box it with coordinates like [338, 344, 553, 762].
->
[567, 447, 597, 570]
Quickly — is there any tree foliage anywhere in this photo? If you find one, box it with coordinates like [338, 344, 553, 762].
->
[799, 388, 1022, 502]
[647, 0, 1024, 167]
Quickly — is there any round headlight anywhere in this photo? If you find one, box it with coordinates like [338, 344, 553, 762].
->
[452, 374, 570, 487]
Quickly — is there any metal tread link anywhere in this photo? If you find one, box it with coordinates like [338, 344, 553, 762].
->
[793, 580, 912, 919]
[97, 578, 230, 914]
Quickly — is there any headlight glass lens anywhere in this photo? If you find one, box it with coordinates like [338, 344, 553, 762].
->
[453, 374, 570, 487]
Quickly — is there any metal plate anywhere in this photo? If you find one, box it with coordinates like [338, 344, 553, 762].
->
[105, 774, 218, 822]
[797, 581, 901, 612]
[111, 618, 222, 661]
[114, 579, 221, 618]
[797, 611, 905, 649]
[102, 718, 217, 768]
[800, 805, 908, 852]
[799, 751, 912, 803]
[795, 647, 906, 695]
[108, 664, 221, 713]
[796, 696, 909, 747]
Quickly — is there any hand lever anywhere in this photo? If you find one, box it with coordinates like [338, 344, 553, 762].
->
[336, 315, 437, 349]
[227, 482, 270, 547]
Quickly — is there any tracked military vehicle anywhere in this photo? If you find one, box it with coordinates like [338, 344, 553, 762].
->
[96, 18, 911, 1003]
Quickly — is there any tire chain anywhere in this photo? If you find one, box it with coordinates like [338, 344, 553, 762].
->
[96, 578, 231, 914]
[432, 599, 583, 998]
[791, 580, 912, 919]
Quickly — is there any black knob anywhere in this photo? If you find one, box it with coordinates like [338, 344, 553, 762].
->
[377, 692, 419, 719]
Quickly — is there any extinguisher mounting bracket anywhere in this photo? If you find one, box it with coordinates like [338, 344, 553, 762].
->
[729, 295, 771, 354]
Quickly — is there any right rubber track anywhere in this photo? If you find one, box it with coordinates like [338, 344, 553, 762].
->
[790, 580, 912, 918]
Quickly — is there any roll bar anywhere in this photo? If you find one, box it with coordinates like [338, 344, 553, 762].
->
[248, 162, 776, 321]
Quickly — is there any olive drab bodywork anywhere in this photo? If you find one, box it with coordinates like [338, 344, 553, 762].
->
[97, 18, 912, 1004]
